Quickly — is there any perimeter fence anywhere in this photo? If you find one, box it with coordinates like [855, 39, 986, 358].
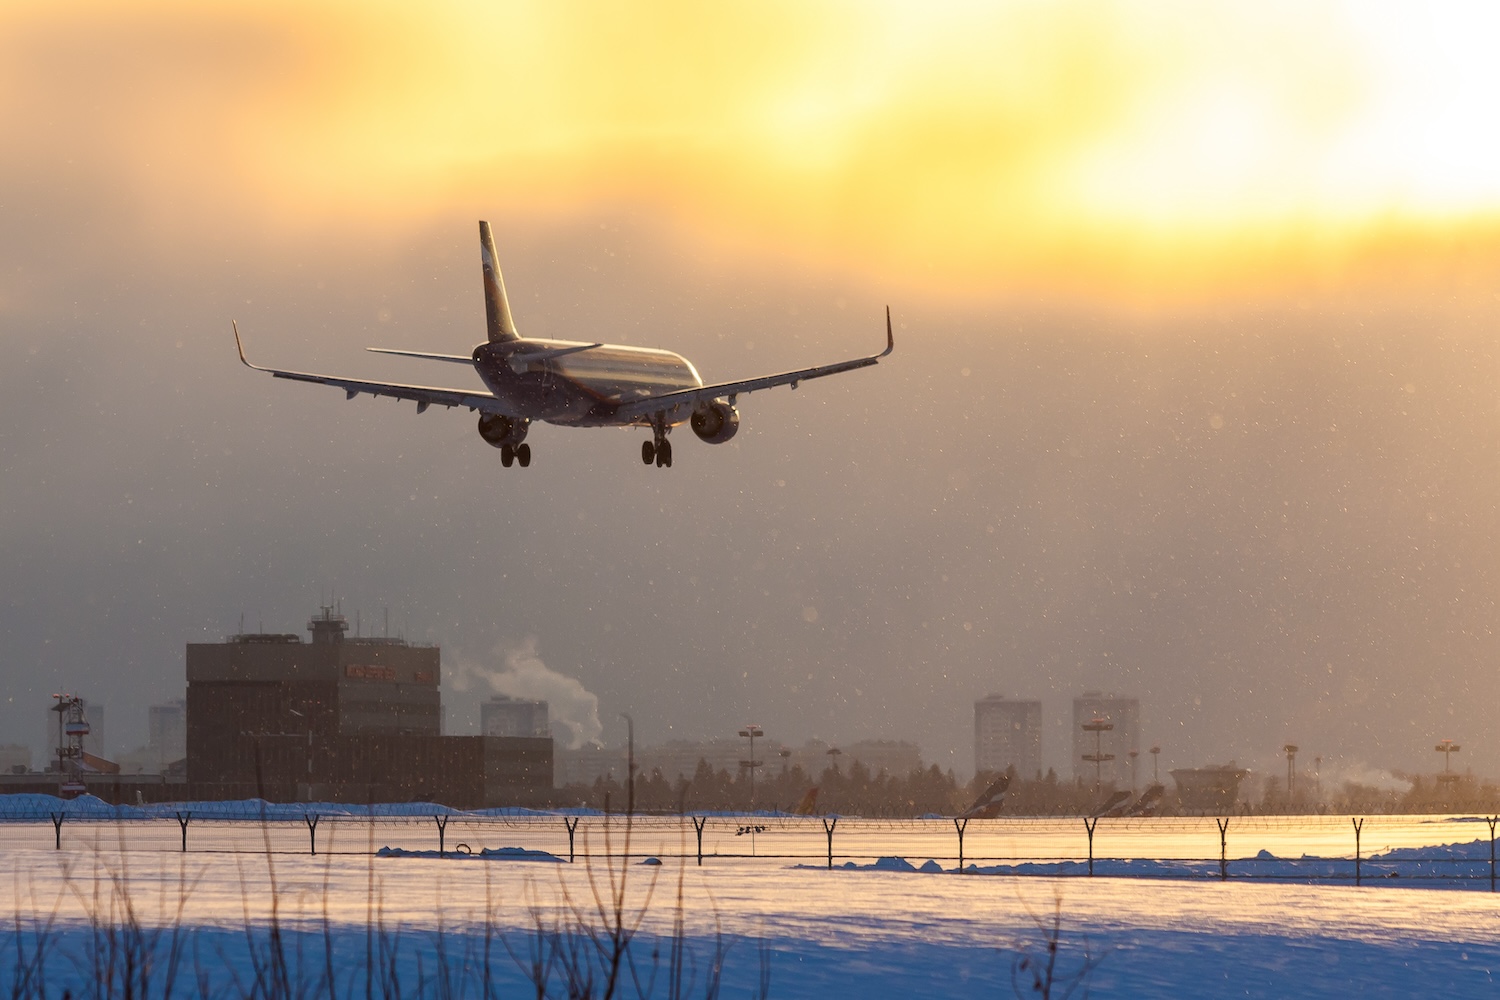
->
[5, 796, 1500, 888]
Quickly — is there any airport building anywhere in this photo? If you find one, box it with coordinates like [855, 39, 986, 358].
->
[974, 694, 1043, 779]
[1071, 692, 1140, 788]
[185, 607, 552, 806]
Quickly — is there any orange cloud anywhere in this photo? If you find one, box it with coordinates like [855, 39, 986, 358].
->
[6, 0, 1500, 305]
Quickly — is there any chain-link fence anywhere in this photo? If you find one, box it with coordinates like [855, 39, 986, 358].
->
[6, 805, 1499, 886]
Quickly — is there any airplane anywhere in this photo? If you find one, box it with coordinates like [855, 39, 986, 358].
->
[233, 221, 894, 468]
[957, 773, 1010, 820]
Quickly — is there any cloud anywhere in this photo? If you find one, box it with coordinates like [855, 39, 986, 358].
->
[7, 1, 1500, 301]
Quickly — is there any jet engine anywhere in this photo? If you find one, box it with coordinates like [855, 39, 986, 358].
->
[689, 400, 740, 444]
[476, 413, 529, 448]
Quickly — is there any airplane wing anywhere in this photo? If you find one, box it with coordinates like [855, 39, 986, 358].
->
[233, 323, 512, 416]
[611, 307, 895, 420]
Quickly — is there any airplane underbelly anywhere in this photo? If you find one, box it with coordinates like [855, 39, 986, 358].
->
[558, 353, 700, 424]
[478, 346, 701, 426]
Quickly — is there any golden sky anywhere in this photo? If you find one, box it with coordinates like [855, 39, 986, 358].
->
[5, 0, 1500, 302]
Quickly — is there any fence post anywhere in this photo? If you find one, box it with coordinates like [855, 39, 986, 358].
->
[434, 814, 448, 856]
[305, 813, 319, 856]
[176, 811, 191, 853]
[1352, 817, 1363, 886]
[51, 812, 63, 851]
[823, 817, 838, 869]
[1216, 818, 1230, 881]
[564, 816, 580, 863]
[954, 817, 969, 871]
[691, 816, 707, 867]
[1488, 817, 1497, 892]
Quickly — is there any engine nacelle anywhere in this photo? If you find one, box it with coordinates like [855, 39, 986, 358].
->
[476, 413, 529, 449]
[689, 400, 740, 444]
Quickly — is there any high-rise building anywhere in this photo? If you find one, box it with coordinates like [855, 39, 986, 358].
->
[974, 695, 1042, 779]
[1071, 692, 1140, 788]
[480, 696, 550, 738]
[148, 699, 187, 761]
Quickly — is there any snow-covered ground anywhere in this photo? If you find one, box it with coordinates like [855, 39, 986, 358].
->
[3, 803, 1499, 997]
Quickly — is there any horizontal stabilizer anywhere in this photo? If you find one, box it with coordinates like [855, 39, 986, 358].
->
[367, 348, 475, 364]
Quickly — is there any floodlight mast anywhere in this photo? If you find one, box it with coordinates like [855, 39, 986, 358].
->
[738, 725, 764, 811]
[1435, 738, 1461, 786]
[1081, 716, 1114, 794]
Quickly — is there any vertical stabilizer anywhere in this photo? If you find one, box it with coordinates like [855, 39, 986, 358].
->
[479, 220, 519, 343]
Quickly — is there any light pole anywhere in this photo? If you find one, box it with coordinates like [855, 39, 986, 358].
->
[1314, 755, 1322, 801]
[738, 725, 764, 812]
[288, 708, 311, 776]
[1435, 739, 1461, 789]
[620, 713, 635, 817]
[1081, 716, 1114, 794]
[1283, 744, 1299, 805]
[1149, 745, 1161, 785]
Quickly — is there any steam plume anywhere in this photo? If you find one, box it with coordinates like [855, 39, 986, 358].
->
[452, 638, 602, 750]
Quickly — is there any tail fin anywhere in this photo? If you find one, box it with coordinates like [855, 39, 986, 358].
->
[479, 220, 519, 343]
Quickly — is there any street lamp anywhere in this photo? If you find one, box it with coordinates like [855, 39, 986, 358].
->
[1283, 744, 1299, 804]
[1149, 745, 1161, 785]
[738, 725, 764, 812]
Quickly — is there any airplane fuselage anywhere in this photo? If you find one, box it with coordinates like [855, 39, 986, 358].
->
[470, 338, 704, 428]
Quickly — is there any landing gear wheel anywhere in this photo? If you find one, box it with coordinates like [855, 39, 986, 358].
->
[658, 439, 672, 467]
[516, 443, 531, 467]
[641, 441, 655, 465]
[500, 444, 515, 468]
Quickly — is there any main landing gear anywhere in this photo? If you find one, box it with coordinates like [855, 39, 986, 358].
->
[500, 443, 532, 468]
[640, 439, 672, 467]
[641, 415, 672, 468]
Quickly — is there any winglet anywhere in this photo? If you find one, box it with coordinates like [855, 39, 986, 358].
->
[232, 320, 255, 369]
[880, 306, 895, 358]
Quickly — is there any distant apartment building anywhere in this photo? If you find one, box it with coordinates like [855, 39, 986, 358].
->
[480, 696, 550, 738]
[1071, 692, 1140, 788]
[149, 699, 187, 762]
[119, 699, 188, 775]
[974, 695, 1042, 779]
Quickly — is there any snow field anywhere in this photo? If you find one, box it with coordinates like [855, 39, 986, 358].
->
[2, 811, 1499, 997]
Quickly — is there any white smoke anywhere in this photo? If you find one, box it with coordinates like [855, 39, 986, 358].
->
[1328, 762, 1413, 795]
[451, 638, 602, 750]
